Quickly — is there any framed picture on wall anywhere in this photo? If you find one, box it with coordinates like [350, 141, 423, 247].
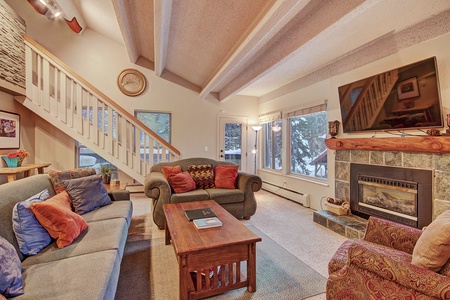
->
[397, 76, 420, 100]
[0, 110, 20, 149]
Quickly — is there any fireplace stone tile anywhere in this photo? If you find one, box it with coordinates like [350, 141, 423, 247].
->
[385, 151, 402, 167]
[351, 150, 369, 163]
[370, 151, 384, 165]
[335, 162, 350, 181]
[403, 153, 433, 169]
[335, 180, 350, 201]
[434, 154, 450, 171]
[434, 171, 450, 200]
[336, 150, 350, 162]
[313, 210, 367, 238]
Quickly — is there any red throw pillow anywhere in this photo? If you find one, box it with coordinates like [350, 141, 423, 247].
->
[168, 172, 196, 194]
[30, 191, 89, 248]
[161, 165, 182, 180]
[214, 165, 239, 189]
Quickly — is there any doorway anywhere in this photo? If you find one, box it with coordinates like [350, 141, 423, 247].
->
[218, 117, 248, 171]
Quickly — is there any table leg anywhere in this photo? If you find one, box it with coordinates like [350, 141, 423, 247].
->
[247, 242, 257, 292]
[37, 167, 45, 174]
[23, 170, 31, 178]
[179, 255, 189, 300]
[7, 174, 15, 183]
[165, 225, 171, 245]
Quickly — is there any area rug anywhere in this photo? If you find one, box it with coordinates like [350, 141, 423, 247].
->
[150, 225, 327, 299]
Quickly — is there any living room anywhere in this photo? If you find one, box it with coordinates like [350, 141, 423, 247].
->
[1, 1, 450, 299]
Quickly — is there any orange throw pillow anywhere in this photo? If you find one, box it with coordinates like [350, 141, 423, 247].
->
[167, 172, 196, 193]
[214, 165, 239, 189]
[30, 191, 89, 248]
[161, 165, 182, 180]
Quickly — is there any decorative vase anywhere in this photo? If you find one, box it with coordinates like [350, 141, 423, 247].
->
[2, 156, 19, 167]
[17, 156, 25, 167]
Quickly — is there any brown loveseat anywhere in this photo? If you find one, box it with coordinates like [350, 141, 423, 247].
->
[144, 158, 262, 229]
[327, 216, 450, 299]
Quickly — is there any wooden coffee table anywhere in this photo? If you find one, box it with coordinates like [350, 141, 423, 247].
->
[163, 200, 262, 300]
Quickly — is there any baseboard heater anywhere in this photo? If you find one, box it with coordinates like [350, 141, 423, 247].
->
[262, 181, 310, 208]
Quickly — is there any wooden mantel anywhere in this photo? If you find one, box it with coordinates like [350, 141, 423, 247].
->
[325, 136, 450, 153]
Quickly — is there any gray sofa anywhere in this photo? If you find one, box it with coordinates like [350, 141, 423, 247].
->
[0, 174, 132, 300]
[144, 157, 262, 229]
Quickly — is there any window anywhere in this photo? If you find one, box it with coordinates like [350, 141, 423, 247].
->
[288, 104, 327, 179]
[263, 119, 282, 170]
[135, 111, 172, 162]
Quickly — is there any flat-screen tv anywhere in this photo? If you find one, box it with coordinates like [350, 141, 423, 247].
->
[338, 57, 443, 133]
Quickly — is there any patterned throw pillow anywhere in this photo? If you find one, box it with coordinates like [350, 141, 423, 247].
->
[214, 165, 239, 189]
[187, 164, 215, 189]
[12, 189, 52, 255]
[0, 236, 24, 298]
[48, 168, 97, 194]
[31, 191, 89, 248]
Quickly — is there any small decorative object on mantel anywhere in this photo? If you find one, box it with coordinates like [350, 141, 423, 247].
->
[443, 114, 450, 136]
[325, 197, 350, 216]
[426, 129, 441, 136]
[328, 120, 340, 139]
[2, 149, 30, 167]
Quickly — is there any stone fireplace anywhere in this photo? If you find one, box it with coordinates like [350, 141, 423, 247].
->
[334, 148, 450, 225]
[349, 163, 432, 228]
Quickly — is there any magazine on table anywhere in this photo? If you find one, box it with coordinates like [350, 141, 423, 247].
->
[193, 217, 222, 229]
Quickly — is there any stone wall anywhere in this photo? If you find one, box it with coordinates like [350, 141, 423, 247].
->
[0, 0, 25, 89]
[334, 149, 450, 220]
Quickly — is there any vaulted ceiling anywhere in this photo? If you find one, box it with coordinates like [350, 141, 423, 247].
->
[68, 0, 450, 102]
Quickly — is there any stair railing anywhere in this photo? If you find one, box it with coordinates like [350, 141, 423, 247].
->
[22, 35, 180, 184]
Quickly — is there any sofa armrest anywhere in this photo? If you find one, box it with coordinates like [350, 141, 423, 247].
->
[236, 172, 262, 193]
[144, 172, 171, 200]
[348, 240, 450, 299]
[363, 216, 422, 254]
[107, 190, 130, 201]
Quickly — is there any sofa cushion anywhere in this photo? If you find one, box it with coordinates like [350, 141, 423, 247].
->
[82, 200, 133, 225]
[0, 236, 23, 298]
[22, 218, 128, 267]
[19, 250, 120, 300]
[161, 165, 182, 180]
[30, 191, 89, 248]
[187, 164, 215, 189]
[171, 189, 210, 203]
[412, 210, 450, 271]
[48, 168, 96, 194]
[12, 189, 51, 256]
[205, 188, 244, 205]
[168, 172, 196, 193]
[214, 165, 238, 189]
[63, 174, 112, 215]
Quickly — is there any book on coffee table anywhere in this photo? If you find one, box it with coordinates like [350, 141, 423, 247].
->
[184, 207, 217, 221]
[193, 217, 223, 229]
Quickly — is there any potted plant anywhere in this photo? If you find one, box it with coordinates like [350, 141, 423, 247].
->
[100, 164, 116, 184]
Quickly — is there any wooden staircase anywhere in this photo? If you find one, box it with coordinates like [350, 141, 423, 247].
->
[17, 35, 180, 184]
[341, 69, 398, 131]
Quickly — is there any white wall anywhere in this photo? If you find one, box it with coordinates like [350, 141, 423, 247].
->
[259, 32, 450, 210]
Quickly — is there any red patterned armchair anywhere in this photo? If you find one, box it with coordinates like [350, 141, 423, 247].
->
[327, 216, 450, 299]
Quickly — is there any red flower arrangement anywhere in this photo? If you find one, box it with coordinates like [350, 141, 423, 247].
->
[7, 149, 30, 159]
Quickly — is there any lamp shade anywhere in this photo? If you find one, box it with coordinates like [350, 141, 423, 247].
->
[252, 125, 262, 131]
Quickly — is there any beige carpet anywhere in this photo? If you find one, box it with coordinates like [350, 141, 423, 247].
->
[116, 190, 346, 300]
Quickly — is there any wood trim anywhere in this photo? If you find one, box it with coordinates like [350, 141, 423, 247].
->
[325, 136, 450, 153]
[24, 35, 180, 156]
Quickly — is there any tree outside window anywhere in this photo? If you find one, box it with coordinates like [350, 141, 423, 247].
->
[289, 110, 327, 179]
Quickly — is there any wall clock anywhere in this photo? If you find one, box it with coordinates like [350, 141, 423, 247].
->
[117, 69, 147, 96]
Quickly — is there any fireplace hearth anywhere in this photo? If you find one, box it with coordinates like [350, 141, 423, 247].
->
[350, 163, 432, 228]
